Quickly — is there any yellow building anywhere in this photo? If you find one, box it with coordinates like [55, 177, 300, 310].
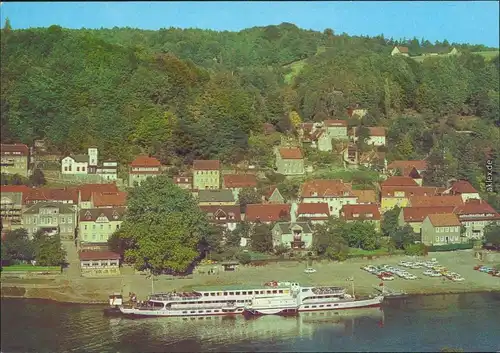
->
[380, 185, 439, 213]
[1, 144, 29, 178]
[78, 207, 126, 248]
[193, 160, 220, 190]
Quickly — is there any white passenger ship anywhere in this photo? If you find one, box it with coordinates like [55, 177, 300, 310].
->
[244, 283, 384, 316]
[118, 281, 384, 317]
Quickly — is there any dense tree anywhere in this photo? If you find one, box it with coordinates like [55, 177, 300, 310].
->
[251, 223, 273, 253]
[392, 225, 418, 249]
[32, 230, 66, 266]
[381, 206, 401, 237]
[237, 188, 262, 213]
[312, 218, 350, 260]
[115, 175, 210, 272]
[30, 168, 46, 187]
[1, 229, 34, 262]
[484, 224, 500, 247]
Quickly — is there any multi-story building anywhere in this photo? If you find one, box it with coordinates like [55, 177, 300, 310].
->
[61, 154, 90, 175]
[275, 147, 305, 176]
[272, 222, 314, 250]
[340, 204, 382, 231]
[198, 190, 236, 206]
[421, 213, 462, 246]
[78, 207, 126, 248]
[90, 191, 127, 209]
[21, 202, 76, 239]
[453, 199, 500, 240]
[443, 180, 481, 203]
[380, 186, 439, 212]
[172, 176, 193, 190]
[128, 155, 161, 187]
[1, 143, 29, 177]
[193, 160, 220, 190]
[0, 185, 30, 230]
[96, 160, 118, 181]
[77, 183, 119, 210]
[199, 205, 241, 231]
[300, 179, 358, 217]
[295, 202, 330, 225]
[245, 204, 291, 224]
[398, 206, 455, 234]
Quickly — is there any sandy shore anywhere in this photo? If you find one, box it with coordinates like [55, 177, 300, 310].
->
[2, 250, 499, 304]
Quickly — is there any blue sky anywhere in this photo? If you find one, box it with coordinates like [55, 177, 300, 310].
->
[1, 1, 499, 47]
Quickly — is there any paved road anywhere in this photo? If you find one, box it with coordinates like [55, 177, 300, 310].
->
[62, 240, 81, 278]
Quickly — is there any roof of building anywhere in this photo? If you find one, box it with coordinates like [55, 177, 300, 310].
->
[79, 251, 121, 261]
[199, 205, 241, 223]
[65, 154, 88, 163]
[79, 207, 127, 222]
[0, 185, 32, 194]
[193, 160, 220, 170]
[387, 160, 428, 172]
[24, 187, 79, 204]
[381, 186, 439, 198]
[301, 179, 354, 198]
[23, 201, 75, 215]
[129, 155, 161, 168]
[396, 46, 409, 53]
[296, 203, 330, 215]
[78, 183, 119, 202]
[324, 119, 348, 127]
[92, 191, 128, 208]
[402, 206, 456, 222]
[368, 127, 386, 137]
[359, 151, 386, 164]
[426, 213, 461, 227]
[245, 204, 291, 222]
[279, 147, 303, 160]
[453, 200, 500, 220]
[449, 180, 478, 194]
[264, 186, 283, 200]
[341, 204, 381, 221]
[276, 222, 313, 234]
[409, 195, 463, 208]
[381, 176, 419, 187]
[223, 174, 258, 188]
[351, 189, 377, 204]
[198, 190, 235, 203]
[0, 143, 29, 156]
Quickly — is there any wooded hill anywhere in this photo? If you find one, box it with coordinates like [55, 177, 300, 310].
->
[1, 23, 499, 177]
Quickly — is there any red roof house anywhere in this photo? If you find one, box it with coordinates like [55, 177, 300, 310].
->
[223, 174, 258, 189]
[341, 204, 381, 221]
[245, 204, 291, 223]
[193, 160, 220, 170]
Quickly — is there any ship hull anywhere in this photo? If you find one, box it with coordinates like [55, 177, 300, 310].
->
[119, 307, 245, 318]
[298, 296, 383, 312]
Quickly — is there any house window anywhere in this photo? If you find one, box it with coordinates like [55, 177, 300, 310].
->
[64, 167, 68, 171]
[445, 227, 449, 232]
[116, 224, 120, 230]
[82, 167, 86, 172]
[108, 224, 111, 230]
[100, 224, 103, 230]
[93, 225, 96, 229]
[77, 167, 80, 172]
[84, 225, 87, 230]
[92, 234, 96, 240]
[435, 236, 439, 242]
[68, 217, 72, 224]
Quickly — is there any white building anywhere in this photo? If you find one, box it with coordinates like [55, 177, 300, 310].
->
[300, 179, 358, 217]
[61, 154, 89, 175]
[96, 161, 118, 181]
[351, 127, 386, 147]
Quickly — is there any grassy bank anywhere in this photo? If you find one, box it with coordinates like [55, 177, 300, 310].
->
[2, 265, 60, 272]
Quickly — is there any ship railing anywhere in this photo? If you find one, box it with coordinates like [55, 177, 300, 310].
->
[311, 287, 346, 295]
[149, 293, 202, 301]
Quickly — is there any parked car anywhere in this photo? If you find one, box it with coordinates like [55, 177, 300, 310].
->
[403, 273, 417, 280]
[378, 273, 395, 281]
[423, 270, 442, 277]
[304, 268, 317, 274]
[399, 261, 412, 267]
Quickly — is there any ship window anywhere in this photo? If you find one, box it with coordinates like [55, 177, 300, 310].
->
[207, 310, 211, 313]
[312, 305, 317, 308]
[272, 290, 277, 294]
[204, 293, 209, 296]
[214, 310, 219, 313]
[223, 292, 228, 296]
[334, 304, 339, 307]
[302, 289, 308, 292]
[182, 311, 187, 314]
[210, 293, 215, 296]
[326, 304, 331, 307]
[304, 306, 309, 308]
[229, 292, 234, 295]
[242, 291, 247, 295]
[190, 311, 195, 313]
[198, 310, 203, 313]
[266, 290, 271, 294]
[279, 290, 283, 294]
[319, 305, 324, 308]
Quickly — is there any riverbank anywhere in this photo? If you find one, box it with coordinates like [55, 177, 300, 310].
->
[2, 250, 499, 304]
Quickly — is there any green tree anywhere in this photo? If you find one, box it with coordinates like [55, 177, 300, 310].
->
[30, 168, 46, 187]
[484, 224, 500, 247]
[381, 206, 401, 237]
[238, 188, 262, 213]
[2, 229, 34, 262]
[116, 175, 209, 273]
[32, 231, 66, 266]
[392, 225, 417, 249]
[251, 223, 273, 253]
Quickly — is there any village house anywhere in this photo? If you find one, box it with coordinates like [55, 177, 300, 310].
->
[358, 150, 387, 171]
[96, 160, 118, 181]
[0, 185, 30, 230]
[79, 251, 121, 277]
[351, 127, 386, 146]
[78, 207, 126, 249]
[272, 221, 313, 250]
[198, 189, 235, 206]
[222, 174, 258, 199]
[387, 160, 427, 175]
[128, 155, 161, 187]
[380, 186, 439, 212]
[199, 205, 241, 231]
[340, 204, 381, 231]
[90, 191, 127, 209]
[244, 203, 291, 224]
[347, 107, 368, 120]
[352, 189, 378, 204]
[275, 147, 305, 176]
[391, 46, 410, 57]
[453, 199, 500, 240]
[193, 160, 221, 190]
[262, 186, 285, 204]
[408, 195, 463, 208]
[300, 179, 358, 217]
[398, 206, 455, 234]
[421, 213, 462, 246]
[0, 144, 30, 178]
[61, 148, 94, 175]
[443, 180, 481, 202]
[77, 183, 119, 210]
[172, 176, 193, 190]
[295, 202, 330, 225]
[21, 202, 76, 240]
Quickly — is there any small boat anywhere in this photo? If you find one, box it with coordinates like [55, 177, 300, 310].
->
[104, 293, 124, 316]
[244, 296, 300, 316]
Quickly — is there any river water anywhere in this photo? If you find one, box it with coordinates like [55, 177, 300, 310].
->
[1, 293, 499, 352]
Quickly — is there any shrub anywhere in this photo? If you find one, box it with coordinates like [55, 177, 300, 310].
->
[235, 251, 252, 265]
[404, 243, 427, 256]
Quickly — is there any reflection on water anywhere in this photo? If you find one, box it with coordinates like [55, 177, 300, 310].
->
[1, 293, 500, 353]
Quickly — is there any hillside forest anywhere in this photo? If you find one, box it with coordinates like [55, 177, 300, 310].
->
[1, 22, 499, 195]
